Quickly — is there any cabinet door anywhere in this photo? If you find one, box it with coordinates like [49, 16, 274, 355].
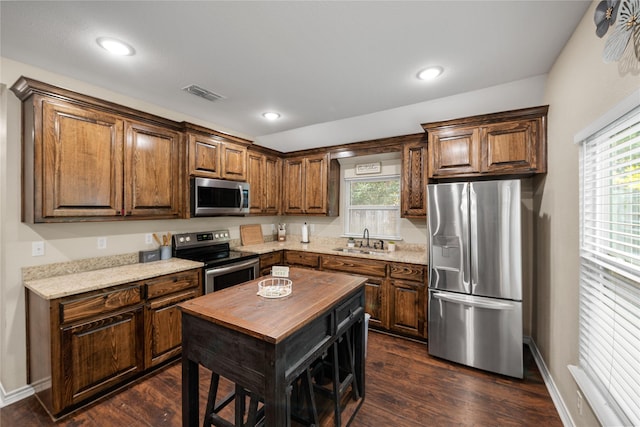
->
[41, 99, 124, 219]
[247, 152, 264, 213]
[304, 154, 328, 214]
[259, 251, 284, 276]
[283, 157, 305, 214]
[145, 289, 199, 368]
[481, 119, 540, 173]
[263, 155, 281, 215]
[188, 133, 220, 178]
[125, 121, 182, 218]
[220, 142, 247, 181]
[61, 306, 144, 408]
[401, 140, 427, 218]
[428, 126, 480, 178]
[389, 279, 426, 339]
[284, 250, 320, 269]
[365, 278, 387, 329]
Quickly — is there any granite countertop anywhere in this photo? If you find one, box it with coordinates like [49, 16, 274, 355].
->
[24, 258, 204, 300]
[235, 237, 428, 266]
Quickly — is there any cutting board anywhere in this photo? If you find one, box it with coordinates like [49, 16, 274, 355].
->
[240, 224, 264, 246]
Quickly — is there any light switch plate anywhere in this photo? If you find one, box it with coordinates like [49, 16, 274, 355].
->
[271, 266, 290, 278]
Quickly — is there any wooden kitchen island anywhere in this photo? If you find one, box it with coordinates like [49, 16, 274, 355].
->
[179, 268, 367, 427]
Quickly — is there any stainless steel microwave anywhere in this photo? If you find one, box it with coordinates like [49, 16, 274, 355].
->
[191, 177, 250, 216]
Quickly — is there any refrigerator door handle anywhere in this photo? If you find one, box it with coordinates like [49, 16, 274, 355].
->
[461, 183, 471, 293]
[432, 292, 517, 310]
[469, 184, 478, 294]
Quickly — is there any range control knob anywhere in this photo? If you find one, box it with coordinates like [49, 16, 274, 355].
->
[185, 236, 191, 242]
[214, 233, 219, 239]
[179, 237, 185, 243]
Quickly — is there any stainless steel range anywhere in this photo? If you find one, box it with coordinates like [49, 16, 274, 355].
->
[172, 229, 259, 294]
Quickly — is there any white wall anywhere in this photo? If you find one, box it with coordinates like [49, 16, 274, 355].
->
[536, 1, 639, 425]
[0, 56, 545, 404]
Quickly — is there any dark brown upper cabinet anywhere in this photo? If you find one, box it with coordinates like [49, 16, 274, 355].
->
[423, 106, 548, 179]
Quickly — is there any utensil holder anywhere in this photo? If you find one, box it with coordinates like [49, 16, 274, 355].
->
[160, 245, 172, 260]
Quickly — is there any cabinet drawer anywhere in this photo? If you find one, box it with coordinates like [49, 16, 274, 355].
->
[145, 270, 200, 300]
[336, 291, 364, 334]
[389, 263, 426, 283]
[260, 251, 284, 269]
[284, 251, 320, 269]
[321, 255, 386, 278]
[61, 285, 142, 324]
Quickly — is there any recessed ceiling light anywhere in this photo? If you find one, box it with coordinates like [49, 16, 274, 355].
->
[417, 66, 443, 80]
[96, 37, 135, 56]
[262, 112, 281, 120]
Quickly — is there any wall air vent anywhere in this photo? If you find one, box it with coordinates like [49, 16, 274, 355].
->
[182, 84, 226, 102]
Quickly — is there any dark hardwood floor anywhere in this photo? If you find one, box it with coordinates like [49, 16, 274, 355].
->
[0, 331, 561, 426]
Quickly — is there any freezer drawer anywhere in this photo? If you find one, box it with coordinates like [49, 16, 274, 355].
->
[428, 290, 523, 378]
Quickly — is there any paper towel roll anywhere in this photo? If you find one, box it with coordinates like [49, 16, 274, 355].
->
[301, 222, 309, 243]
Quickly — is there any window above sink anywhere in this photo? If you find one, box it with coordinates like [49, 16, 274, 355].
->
[339, 153, 402, 240]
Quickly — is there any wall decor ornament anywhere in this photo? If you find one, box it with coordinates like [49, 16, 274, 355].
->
[596, 0, 640, 63]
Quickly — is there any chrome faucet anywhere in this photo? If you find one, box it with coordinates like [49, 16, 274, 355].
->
[363, 228, 370, 248]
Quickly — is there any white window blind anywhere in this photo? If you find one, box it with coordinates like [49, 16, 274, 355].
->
[577, 105, 640, 426]
[344, 176, 401, 239]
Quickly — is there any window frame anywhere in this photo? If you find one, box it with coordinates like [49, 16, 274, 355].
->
[571, 92, 640, 427]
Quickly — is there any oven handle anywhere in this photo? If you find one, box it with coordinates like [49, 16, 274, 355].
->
[205, 258, 259, 277]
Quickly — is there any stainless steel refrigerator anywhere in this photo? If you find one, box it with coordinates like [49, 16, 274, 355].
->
[427, 179, 523, 378]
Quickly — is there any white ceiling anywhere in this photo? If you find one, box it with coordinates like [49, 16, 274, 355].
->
[0, 1, 591, 152]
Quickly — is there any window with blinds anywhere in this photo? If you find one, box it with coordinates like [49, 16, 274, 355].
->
[575, 104, 640, 426]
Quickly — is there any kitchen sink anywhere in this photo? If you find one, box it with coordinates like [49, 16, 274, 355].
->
[332, 247, 388, 256]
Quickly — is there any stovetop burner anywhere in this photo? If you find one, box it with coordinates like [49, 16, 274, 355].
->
[172, 229, 259, 268]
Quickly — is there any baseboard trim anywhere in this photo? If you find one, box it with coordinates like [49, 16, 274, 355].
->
[0, 381, 35, 408]
[524, 336, 575, 427]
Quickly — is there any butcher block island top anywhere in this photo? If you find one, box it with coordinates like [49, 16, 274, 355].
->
[179, 268, 367, 344]
[179, 267, 368, 426]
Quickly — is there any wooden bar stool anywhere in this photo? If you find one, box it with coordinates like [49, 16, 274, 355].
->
[291, 367, 320, 426]
[203, 369, 318, 427]
[311, 322, 361, 427]
[203, 372, 264, 427]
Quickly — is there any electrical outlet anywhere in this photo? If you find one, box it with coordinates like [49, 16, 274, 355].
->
[32, 241, 45, 257]
[97, 237, 107, 249]
[145, 233, 153, 244]
[577, 390, 583, 415]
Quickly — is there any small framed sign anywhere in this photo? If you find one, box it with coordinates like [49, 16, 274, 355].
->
[271, 266, 290, 278]
[355, 162, 381, 175]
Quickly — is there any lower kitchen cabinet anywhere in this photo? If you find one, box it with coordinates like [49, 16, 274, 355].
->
[363, 277, 387, 329]
[388, 279, 426, 338]
[284, 250, 321, 269]
[388, 262, 427, 339]
[144, 269, 201, 368]
[26, 268, 201, 417]
[284, 250, 427, 340]
[320, 254, 389, 330]
[61, 305, 144, 409]
[259, 250, 284, 276]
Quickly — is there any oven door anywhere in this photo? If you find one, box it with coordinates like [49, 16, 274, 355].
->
[204, 258, 259, 293]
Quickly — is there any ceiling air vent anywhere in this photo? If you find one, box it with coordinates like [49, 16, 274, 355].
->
[182, 84, 226, 102]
